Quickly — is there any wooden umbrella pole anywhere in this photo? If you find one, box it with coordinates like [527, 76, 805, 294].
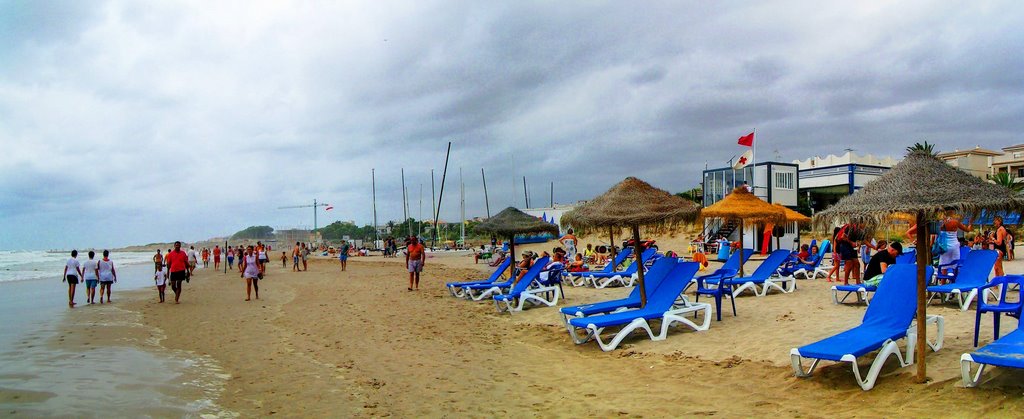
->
[915, 211, 928, 383]
[609, 227, 616, 264]
[738, 219, 745, 277]
[509, 235, 517, 284]
[632, 225, 647, 307]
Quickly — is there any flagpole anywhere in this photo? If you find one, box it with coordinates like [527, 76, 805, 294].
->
[751, 128, 756, 196]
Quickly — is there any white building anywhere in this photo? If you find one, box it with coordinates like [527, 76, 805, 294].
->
[702, 162, 801, 252]
[794, 152, 897, 213]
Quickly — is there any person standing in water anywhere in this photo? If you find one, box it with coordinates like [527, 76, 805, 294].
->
[82, 251, 99, 305]
[63, 250, 83, 307]
[240, 245, 260, 301]
[97, 250, 117, 303]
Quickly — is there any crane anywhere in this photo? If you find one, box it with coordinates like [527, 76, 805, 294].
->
[278, 199, 330, 232]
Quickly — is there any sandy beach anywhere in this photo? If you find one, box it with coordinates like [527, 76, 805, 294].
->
[44, 246, 1024, 417]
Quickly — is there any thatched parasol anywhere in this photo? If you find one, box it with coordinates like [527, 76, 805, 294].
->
[814, 148, 1024, 383]
[476, 207, 560, 286]
[775, 203, 811, 224]
[561, 177, 701, 307]
[699, 187, 787, 276]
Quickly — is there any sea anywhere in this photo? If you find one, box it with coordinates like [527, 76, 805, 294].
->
[0, 250, 232, 417]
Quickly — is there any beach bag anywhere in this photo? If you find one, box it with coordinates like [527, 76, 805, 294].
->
[931, 237, 949, 256]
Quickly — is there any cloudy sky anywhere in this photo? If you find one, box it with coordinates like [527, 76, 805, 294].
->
[2, 0, 1022, 249]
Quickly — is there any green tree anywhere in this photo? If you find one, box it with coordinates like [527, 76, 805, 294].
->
[675, 186, 703, 205]
[232, 225, 274, 239]
[906, 141, 937, 156]
[988, 172, 1024, 193]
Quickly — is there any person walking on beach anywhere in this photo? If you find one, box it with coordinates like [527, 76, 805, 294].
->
[187, 246, 198, 275]
[292, 242, 301, 272]
[240, 245, 260, 301]
[258, 243, 269, 276]
[213, 245, 222, 270]
[82, 251, 99, 305]
[98, 250, 117, 303]
[559, 228, 579, 260]
[153, 249, 163, 273]
[406, 236, 425, 291]
[63, 250, 83, 307]
[154, 266, 167, 303]
[226, 246, 235, 270]
[301, 243, 310, 271]
[338, 240, 350, 272]
[993, 216, 1009, 276]
[166, 241, 190, 304]
[201, 247, 210, 268]
[281, 251, 287, 267]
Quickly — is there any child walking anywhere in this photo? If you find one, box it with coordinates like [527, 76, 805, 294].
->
[154, 267, 167, 303]
[281, 251, 287, 267]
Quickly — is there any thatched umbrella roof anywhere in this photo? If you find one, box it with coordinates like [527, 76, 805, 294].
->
[811, 148, 1024, 384]
[815, 150, 1024, 229]
[774, 204, 811, 224]
[700, 187, 787, 223]
[476, 207, 560, 237]
[561, 177, 701, 307]
[560, 177, 701, 229]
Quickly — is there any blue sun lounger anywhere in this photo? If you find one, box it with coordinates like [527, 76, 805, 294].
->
[494, 260, 564, 313]
[792, 264, 944, 390]
[792, 239, 831, 279]
[685, 248, 752, 292]
[567, 262, 710, 351]
[566, 247, 633, 287]
[927, 249, 998, 311]
[583, 248, 658, 289]
[559, 257, 678, 330]
[724, 249, 796, 297]
[462, 257, 549, 301]
[446, 258, 511, 297]
[961, 327, 1024, 387]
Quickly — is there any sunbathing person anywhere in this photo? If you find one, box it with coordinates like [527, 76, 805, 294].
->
[512, 251, 536, 285]
[568, 253, 586, 272]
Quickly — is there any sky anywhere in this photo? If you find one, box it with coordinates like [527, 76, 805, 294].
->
[1, 0, 1023, 250]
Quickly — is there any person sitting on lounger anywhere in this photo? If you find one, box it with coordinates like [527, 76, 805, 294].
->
[513, 251, 536, 285]
[863, 242, 902, 287]
[583, 244, 596, 263]
[568, 253, 586, 272]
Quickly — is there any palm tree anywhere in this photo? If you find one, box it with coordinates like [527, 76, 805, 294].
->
[988, 172, 1024, 193]
[906, 141, 937, 156]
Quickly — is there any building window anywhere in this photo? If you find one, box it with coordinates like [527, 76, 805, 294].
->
[774, 172, 795, 190]
[1017, 168, 1024, 178]
[1015, 152, 1023, 159]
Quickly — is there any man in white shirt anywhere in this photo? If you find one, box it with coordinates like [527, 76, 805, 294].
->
[188, 246, 199, 275]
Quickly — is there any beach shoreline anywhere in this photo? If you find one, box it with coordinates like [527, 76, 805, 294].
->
[35, 250, 1024, 417]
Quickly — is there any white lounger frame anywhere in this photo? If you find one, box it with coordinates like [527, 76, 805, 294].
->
[565, 272, 590, 287]
[831, 285, 874, 305]
[790, 315, 945, 391]
[568, 296, 712, 352]
[927, 287, 995, 311]
[464, 283, 511, 301]
[494, 280, 562, 314]
[585, 272, 638, 289]
[731, 274, 797, 297]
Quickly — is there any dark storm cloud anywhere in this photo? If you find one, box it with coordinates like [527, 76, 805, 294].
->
[1, 0, 1023, 249]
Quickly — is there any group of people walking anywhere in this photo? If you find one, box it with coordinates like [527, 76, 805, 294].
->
[63, 249, 117, 307]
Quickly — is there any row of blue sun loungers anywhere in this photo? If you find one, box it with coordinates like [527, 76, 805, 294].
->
[445, 245, 1024, 389]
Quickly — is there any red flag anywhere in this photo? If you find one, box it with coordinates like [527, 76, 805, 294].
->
[737, 132, 754, 147]
[325, 206, 334, 211]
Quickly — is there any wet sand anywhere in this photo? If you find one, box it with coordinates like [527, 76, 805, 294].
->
[74, 250, 1024, 417]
